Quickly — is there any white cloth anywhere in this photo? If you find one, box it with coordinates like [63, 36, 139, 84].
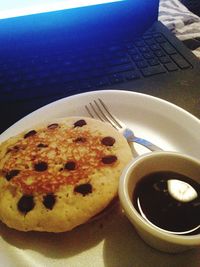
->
[159, 0, 200, 58]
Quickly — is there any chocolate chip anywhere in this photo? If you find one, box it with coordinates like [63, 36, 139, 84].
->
[34, 161, 48, 172]
[24, 130, 37, 139]
[64, 161, 76, 170]
[47, 123, 59, 129]
[5, 169, 20, 181]
[101, 136, 115, 146]
[102, 155, 117, 164]
[74, 137, 86, 143]
[17, 195, 35, 214]
[37, 143, 48, 148]
[74, 183, 92, 196]
[74, 119, 87, 127]
[43, 194, 56, 210]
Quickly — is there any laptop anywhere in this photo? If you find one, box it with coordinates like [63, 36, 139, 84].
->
[0, 0, 199, 133]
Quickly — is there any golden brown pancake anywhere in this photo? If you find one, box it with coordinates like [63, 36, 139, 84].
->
[0, 117, 132, 232]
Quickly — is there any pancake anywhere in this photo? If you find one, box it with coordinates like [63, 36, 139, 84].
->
[0, 117, 132, 232]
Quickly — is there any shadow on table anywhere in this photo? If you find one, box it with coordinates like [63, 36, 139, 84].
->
[0, 216, 105, 260]
[102, 207, 200, 267]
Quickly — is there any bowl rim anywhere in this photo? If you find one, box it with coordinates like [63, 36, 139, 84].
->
[118, 151, 200, 246]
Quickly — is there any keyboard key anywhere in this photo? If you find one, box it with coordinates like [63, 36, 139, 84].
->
[141, 65, 166, 77]
[148, 58, 160, 66]
[94, 77, 109, 87]
[170, 54, 191, 69]
[155, 34, 166, 43]
[144, 38, 156, 46]
[108, 45, 124, 52]
[142, 51, 155, 59]
[128, 48, 138, 55]
[150, 44, 161, 51]
[154, 50, 165, 57]
[136, 60, 148, 69]
[106, 63, 134, 74]
[115, 51, 127, 58]
[164, 62, 179, 72]
[130, 54, 143, 61]
[139, 46, 150, 53]
[134, 40, 146, 47]
[125, 42, 136, 49]
[104, 51, 118, 60]
[160, 43, 177, 55]
[109, 74, 124, 84]
[79, 80, 94, 90]
[159, 56, 172, 64]
[123, 70, 140, 80]
[107, 56, 130, 66]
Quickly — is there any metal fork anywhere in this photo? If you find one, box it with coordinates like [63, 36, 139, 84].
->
[85, 98, 162, 152]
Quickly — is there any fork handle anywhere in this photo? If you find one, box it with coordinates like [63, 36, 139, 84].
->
[129, 136, 163, 151]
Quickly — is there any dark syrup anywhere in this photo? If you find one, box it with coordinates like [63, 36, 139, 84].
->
[133, 171, 200, 235]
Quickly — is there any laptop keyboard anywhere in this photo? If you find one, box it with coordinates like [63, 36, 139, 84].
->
[0, 33, 192, 102]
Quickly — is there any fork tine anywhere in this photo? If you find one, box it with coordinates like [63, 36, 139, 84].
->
[85, 102, 104, 122]
[93, 100, 118, 130]
[85, 98, 123, 130]
[85, 105, 94, 118]
[85, 100, 118, 130]
[89, 102, 105, 121]
[98, 98, 122, 129]
[93, 100, 112, 122]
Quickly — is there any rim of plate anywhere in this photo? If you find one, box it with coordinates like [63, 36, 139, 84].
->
[1, 90, 199, 141]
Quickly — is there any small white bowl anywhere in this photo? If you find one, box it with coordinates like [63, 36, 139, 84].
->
[119, 151, 200, 253]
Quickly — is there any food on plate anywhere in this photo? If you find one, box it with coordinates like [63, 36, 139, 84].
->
[0, 117, 132, 232]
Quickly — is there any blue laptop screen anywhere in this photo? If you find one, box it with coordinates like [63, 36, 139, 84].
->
[0, 0, 122, 19]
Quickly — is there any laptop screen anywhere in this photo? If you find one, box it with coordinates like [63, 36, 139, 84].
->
[0, 0, 122, 19]
[0, 0, 159, 47]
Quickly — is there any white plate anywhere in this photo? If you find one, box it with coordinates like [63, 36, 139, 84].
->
[0, 90, 200, 267]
